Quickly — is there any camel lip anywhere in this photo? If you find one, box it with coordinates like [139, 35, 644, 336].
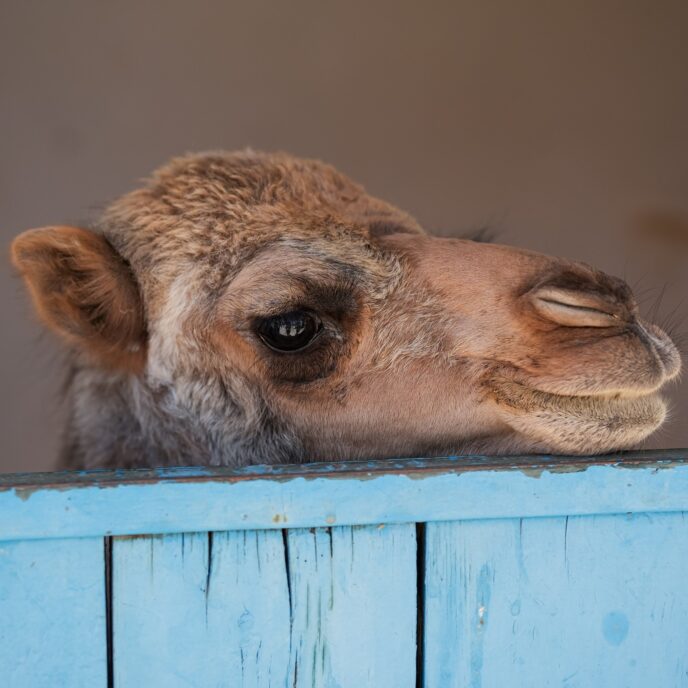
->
[516, 385, 663, 402]
[483, 376, 669, 454]
[481, 361, 671, 402]
[485, 377, 667, 427]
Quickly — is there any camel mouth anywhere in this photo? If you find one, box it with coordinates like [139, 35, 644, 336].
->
[485, 376, 667, 453]
[489, 378, 666, 422]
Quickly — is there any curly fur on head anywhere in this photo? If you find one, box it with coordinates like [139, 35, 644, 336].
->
[11, 151, 681, 468]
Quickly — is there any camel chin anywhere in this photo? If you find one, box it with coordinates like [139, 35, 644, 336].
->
[488, 380, 667, 455]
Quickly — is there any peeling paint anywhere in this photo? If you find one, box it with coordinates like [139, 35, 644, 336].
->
[3, 450, 687, 498]
[116, 533, 164, 542]
[2, 451, 687, 542]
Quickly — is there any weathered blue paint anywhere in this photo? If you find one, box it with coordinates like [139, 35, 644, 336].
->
[112, 531, 291, 686]
[109, 525, 416, 687]
[423, 513, 688, 687]
[0, 537, 107, 687]
[2, 449, 685, 491]
[0, 451, 687, 686]
[1, 452, 687, 541]
[286, 525, 417, 687]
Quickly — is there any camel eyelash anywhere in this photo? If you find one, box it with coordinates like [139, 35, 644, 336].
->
[249, 289, 359, 324]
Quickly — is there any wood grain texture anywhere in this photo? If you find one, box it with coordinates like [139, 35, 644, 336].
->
[423, 513, 688, 688]
[1, 452, 687, 540]
[5, 450, 686, 489]
[1, 455, 687, 686]
[112, 531, 290, 687]
[0, 537, 107, 687]
[112, 525, 417, 687]
[285, 524, 417, 688]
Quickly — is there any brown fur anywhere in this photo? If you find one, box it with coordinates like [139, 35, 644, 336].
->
[12, 226, 146, 373]
[10, 151, 682, 468]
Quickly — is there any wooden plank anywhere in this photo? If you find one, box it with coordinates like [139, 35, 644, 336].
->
[423, 512, 688, 688]
[5, 449, 687, 490]
[286, 524, 417, 687]
[1, 452, 687, 540]
[0, 537, 107, 687]
[112, 530, 290, 687]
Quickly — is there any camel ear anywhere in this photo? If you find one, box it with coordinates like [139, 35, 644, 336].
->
[11, 226, 146, 372]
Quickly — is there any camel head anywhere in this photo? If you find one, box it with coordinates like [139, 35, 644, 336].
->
[11, 152, 681, 468]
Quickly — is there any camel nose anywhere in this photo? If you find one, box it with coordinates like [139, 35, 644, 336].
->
[528, 272, 635, 328]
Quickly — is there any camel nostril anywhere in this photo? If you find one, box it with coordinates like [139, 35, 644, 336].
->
[530, 287, 624, 328]
[639, 322, 682, 380]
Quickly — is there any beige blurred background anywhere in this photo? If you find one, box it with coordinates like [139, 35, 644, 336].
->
[1, 1, 686, 473]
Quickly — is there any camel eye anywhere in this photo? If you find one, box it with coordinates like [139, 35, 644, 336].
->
[256, 310, 322, 353]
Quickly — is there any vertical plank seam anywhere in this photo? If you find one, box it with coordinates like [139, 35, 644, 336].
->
[416, 522, 426, 688]
[281, 529, 297, 686]
[205, 531, 214, 622]
[104, 536, 114, 688]
[205, 531, 214, 596]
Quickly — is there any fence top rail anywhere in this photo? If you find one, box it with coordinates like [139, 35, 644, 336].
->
[2, 449, 687, 491]
[0, 449, 686, 541]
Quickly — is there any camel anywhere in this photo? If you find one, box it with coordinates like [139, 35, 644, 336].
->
[11, 151, 681, 469]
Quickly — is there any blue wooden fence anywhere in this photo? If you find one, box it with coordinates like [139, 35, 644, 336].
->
[1, 450, 687, 687]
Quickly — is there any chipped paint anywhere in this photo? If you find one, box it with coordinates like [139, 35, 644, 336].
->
[424, 513, 688, 686]
[1, 451, 687, 541]
[520, 457, 687, 480]
[2, 450, 687, 498]
[2, 454, 688, 686]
